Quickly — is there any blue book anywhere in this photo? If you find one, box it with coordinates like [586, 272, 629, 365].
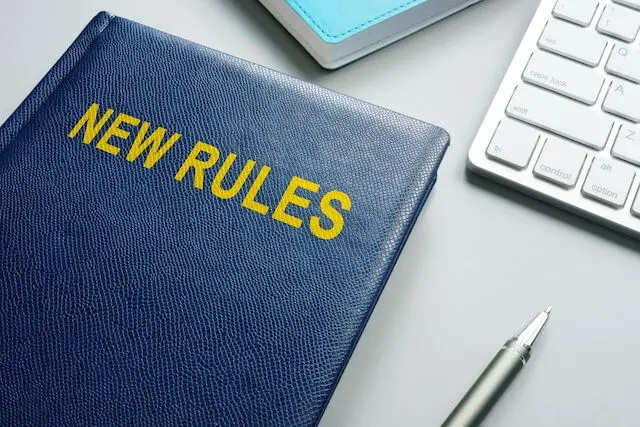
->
[258, 0, 485, 69]
[0, 12, 449, 426]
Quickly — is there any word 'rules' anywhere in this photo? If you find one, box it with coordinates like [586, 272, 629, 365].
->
[67, 103, 351, 240]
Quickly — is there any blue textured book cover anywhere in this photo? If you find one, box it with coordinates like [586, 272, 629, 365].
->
[0, 11, 449, 426]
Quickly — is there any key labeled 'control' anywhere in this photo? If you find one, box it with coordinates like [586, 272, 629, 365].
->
[533, 137, 587, 188]
[582, 157, 636, 207]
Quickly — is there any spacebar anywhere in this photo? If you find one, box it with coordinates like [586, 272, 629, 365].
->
[506, 85, 613, 150]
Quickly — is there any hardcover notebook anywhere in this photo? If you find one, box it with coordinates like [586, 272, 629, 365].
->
[0, 11, 449, 426]
[258, 0, 485, 69]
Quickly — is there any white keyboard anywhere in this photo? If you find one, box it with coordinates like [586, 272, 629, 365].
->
[467, 0, 640, 238]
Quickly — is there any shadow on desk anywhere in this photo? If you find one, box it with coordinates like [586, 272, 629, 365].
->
[465, 169, 640, 252]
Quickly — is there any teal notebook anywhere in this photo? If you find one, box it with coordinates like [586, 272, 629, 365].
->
[259, 0, 485, 68]
[286, 0, 430, 44]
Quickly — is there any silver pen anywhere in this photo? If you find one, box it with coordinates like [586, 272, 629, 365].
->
[441, 307, 552, 427]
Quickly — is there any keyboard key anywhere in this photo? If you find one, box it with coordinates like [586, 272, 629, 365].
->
[539, 19, 608, 67]
[597, 5, 640, 42]
[631, 187, 640, 216]
[614, 0, 640, 11]
[486, 120, 539, 169]
[553, 0, 599, 26]
[506, 85, 614, 150]
[523, 51, 604, 105]
[606, 44, 640, 83]
[582, 157, 635, 207]
[612, 124, 640, 165]
[533, 137, 587, 188]
[602, 81, 640, 122]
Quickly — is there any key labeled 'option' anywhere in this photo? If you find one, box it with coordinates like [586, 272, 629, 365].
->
[582, 157, 636, 207]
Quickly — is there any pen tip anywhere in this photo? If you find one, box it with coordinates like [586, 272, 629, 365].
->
[515, 307, 553, 348]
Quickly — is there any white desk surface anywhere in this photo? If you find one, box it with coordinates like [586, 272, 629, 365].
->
[2, 0, 638, 425]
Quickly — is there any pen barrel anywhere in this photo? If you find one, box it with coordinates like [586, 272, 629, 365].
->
[442, 339, 529, 427]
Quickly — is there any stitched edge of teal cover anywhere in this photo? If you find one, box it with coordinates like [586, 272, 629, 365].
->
[286, 0, 428, 44]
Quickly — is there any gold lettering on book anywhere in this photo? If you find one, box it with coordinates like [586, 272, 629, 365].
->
[68, 103, 352, 240]
[174, 142, 220, 189]
[272, 176, 319, 229]
[127, 121, 182, 169]
[211, 153, 257, 200]
[241, 165, 271, 215]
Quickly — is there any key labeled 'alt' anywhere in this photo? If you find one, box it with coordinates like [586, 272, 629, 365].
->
[582, 157, 636, 207]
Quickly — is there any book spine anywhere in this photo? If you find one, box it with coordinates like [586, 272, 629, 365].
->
[0, 11, 113, 153]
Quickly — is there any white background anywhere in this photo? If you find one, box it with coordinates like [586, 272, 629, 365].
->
[2, 0, 639, 425]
